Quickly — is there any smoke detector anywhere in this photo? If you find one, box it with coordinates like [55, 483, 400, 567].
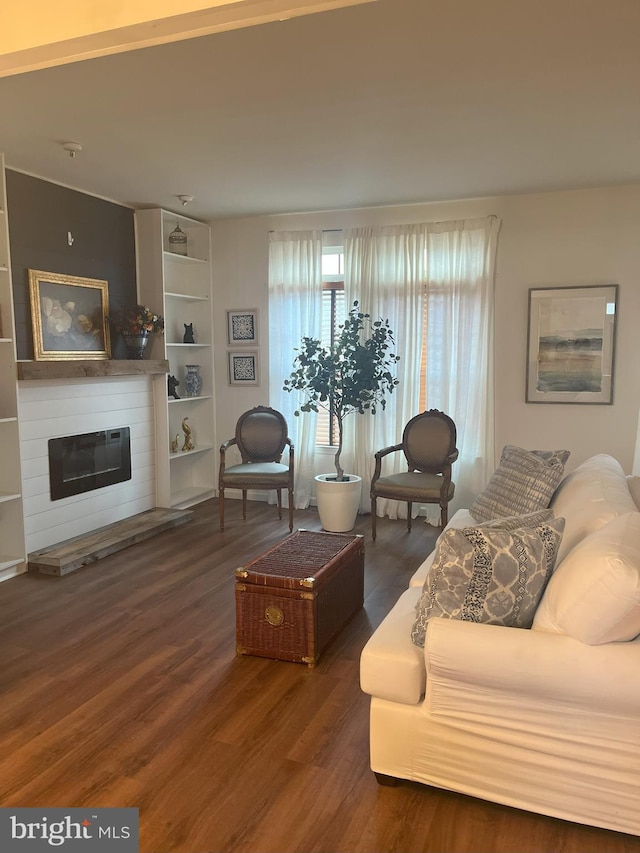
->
[62, 141, 83, 158]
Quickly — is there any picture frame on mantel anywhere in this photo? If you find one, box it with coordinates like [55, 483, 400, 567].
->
[28, 269, 111, 361]
[526, 284, 618, 404]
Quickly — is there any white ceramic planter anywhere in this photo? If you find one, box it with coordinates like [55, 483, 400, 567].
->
[314, 474, 362, 532]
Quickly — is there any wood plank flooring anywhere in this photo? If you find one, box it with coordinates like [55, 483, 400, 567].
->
[0, 500, 638, 853]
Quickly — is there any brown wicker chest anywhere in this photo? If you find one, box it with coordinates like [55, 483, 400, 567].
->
[235, 529, 365, 667]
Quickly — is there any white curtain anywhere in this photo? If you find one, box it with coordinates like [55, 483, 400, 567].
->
[343, 217, 500, 519]
[268, 230, 323, 508]
[422, 217, 501, 512]
[342, 225, 426, 516]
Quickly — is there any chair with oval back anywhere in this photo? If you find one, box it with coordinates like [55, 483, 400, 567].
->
[370, 409, 458, 540]
[219, 406, 294, 531]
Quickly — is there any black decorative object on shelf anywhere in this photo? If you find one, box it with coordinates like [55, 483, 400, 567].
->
[168, 375, 180, 399]
[183, 323, 195, 343]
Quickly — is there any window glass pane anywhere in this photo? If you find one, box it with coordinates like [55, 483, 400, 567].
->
[316, 285, 346, 446]
[322, 252, 341, 277]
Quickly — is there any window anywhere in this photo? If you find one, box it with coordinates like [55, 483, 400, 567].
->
[317, 244, 345, 446]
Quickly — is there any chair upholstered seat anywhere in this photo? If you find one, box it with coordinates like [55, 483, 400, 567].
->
[222, 462, 290, 485]
[219, 406, 294, 531]
[370, 409, 458, 539]
[373, 472, 455, 502]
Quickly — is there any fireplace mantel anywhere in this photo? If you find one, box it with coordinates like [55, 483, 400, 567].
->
[17, 359, 169, 381]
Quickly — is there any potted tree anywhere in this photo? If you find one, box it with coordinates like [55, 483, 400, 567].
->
[284, 301, 400, 531]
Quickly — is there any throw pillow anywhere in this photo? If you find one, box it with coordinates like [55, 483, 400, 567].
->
[550, 454, 636, 564]
[479, 508, 554, 530]
[469, 445, 570, 523]
[533, 512, 640, 645]
[411, 516, 565, 647]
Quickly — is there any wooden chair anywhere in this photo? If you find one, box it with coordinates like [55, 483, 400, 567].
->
[370, 409, 458, 540]
[219, 406, 294, 531]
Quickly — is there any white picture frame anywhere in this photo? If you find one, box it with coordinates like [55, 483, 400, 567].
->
[526, 284, 618, 404]
[227, 309, 258, 345]
[228, 350, 260, 386]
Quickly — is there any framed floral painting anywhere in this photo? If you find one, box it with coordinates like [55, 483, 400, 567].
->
[28, 269, 111, 360]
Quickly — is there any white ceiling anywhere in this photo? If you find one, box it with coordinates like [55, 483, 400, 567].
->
[1, 0, 639, 221]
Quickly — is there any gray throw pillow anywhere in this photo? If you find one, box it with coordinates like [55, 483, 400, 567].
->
[469, 445, 570, 522]
[411, 516, 565, 647]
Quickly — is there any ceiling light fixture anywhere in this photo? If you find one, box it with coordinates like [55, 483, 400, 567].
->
[177, 194, 194, 207]
[62, 141, 82, 158]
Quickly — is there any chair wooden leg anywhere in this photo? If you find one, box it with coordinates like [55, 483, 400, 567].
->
[242, 490, 247, 520]
[441, 504, 448, 528]
[407, 502, 413, 533]
[219, 488, 225, 531]
[371, 496, 377, 541]
[288, 489, 294, 532]
[276, 490, 283, 520]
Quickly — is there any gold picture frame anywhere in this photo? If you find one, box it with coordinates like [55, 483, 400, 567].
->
[28, 270, 111, 360]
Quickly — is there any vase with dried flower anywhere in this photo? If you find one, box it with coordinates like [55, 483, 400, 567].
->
[110, 304, 164, 359]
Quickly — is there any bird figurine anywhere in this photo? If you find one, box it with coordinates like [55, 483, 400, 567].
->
[181, 417, 194, 451]
[170, 434, 179, 453]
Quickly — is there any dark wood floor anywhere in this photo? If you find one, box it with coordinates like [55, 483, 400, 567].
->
[0, 500, 638, 853]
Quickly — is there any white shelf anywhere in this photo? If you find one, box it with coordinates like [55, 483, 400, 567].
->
[168, 395, 213, 404]
[163, 251, 208, 265]
[137, 207, 215, 509]
[169, 444, 213, 460]
[165, 291, 209, 302]
[0, 152, 27, 582]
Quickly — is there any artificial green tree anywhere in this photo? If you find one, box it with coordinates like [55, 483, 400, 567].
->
[284, 301, 400, 480]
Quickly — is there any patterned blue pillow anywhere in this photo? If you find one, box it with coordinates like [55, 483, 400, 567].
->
[411, 516, 565, 647]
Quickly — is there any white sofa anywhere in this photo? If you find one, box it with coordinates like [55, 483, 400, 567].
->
[360, 454, 640, 836]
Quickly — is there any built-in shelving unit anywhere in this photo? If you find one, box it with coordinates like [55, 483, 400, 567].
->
[136, 208, 215, 509]
[0, 153, 27, 580]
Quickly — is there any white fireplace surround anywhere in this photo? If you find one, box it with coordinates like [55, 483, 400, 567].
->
[19, 375, 157, 553]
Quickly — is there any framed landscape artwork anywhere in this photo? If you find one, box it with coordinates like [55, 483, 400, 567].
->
[227, 309, 258, 345]
[526, 284, 618, 404]
[228, 350, 259, 386]
[28, 269, 111, 360]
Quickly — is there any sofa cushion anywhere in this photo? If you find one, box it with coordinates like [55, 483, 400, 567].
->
[469, 445, 569, 522]
[533, 512, 640, 645]
[550, 454, 637, 564]
[411, 516, 565, 647]
[409, 509, 554, 588]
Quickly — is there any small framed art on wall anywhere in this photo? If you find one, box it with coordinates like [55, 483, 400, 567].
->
[228, 350, 260, 386]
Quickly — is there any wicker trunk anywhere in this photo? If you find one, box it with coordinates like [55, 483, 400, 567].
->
[235, 530, 365, 667]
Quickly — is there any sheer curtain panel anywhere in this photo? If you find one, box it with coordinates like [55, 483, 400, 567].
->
[268, 230, 323, 508]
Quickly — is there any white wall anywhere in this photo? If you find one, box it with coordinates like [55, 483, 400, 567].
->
[210, 183, 640, 488]
[19, 376, 157, 552]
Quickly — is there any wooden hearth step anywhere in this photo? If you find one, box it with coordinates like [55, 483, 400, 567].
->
[28, 508, 193, 576]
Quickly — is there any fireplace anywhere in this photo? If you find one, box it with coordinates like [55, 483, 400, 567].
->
[48, 427, 132, 501]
